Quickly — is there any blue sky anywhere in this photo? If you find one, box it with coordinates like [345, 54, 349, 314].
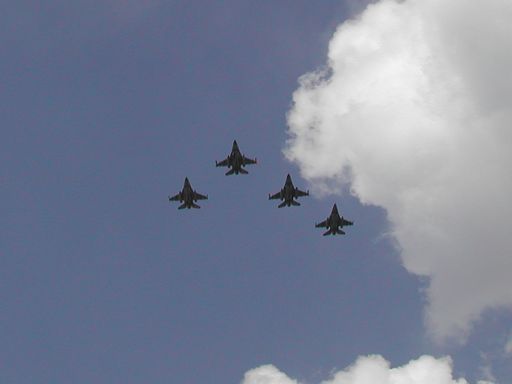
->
[1, 1, 511, 383]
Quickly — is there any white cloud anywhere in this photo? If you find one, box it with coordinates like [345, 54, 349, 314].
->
[241, 355, 493, 384]
[285, 0, 512, 343]
[242, 364, 299, 384]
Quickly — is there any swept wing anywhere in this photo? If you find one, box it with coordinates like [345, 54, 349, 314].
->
[168, 192, 181, 201]
[295, 188, 309, 197]
[315, 219, 328, 228]
[193, 191, 208, 200]
[242, 155, 257, 165]
[269, 191, 282, 200]
[216, 157, 229, 167]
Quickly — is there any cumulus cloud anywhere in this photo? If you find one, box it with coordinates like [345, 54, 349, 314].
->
[242, 355, 493, 384]
[242, 364, 299, 384]
[285, 0, 512, 342]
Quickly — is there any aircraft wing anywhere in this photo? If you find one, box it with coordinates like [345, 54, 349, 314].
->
[269, 191, 281, 200]
[243, 155, 257, 165]
[168, 192, 181, 201]
[341, 218, 353, 226]
[216, 157, 229, 167]
[315, 219, 328, 228]
[193, 191, 208, 200]
[295, 188, 309, 197]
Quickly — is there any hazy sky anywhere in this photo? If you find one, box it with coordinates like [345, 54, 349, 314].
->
[1, 1, 511, 383]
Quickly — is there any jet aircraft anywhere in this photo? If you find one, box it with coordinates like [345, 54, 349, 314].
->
[215, 140, 257, 175]
[315, 203, 353, 236]
[269, 174, 309, 208]
[168, 177, 208, 209]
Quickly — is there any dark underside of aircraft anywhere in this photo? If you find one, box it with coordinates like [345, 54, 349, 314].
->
[168, 177, 208, 209]
[315, 203, 353, 236]
[269, 174, 309, 208]
[215, 140, 257, 175]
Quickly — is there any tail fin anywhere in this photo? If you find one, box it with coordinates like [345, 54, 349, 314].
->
[225, 169, 235, 176]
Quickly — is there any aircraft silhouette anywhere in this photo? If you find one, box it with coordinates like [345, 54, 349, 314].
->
[315, 204, 353, 236]
[168, 177, 208, 209]
[215, 140, 257, 175]
[269, 174, 309, 208]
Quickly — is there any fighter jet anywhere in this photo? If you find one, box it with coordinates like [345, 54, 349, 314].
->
[315, 203, 353, 236]
[215, 140, 257, 175]
[168, 177, 208, 209]
[269, 174, 309, 208]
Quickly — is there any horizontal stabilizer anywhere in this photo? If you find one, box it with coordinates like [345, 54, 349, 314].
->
[178, 203, 188, 210]
[239, 168, 248, 174]
[323, 230, 333, 236]
[225, 169, 235, 176]
[291, 200, 300, 206]
[336, 229, 346, 235]
[278, 201, 287, 208]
